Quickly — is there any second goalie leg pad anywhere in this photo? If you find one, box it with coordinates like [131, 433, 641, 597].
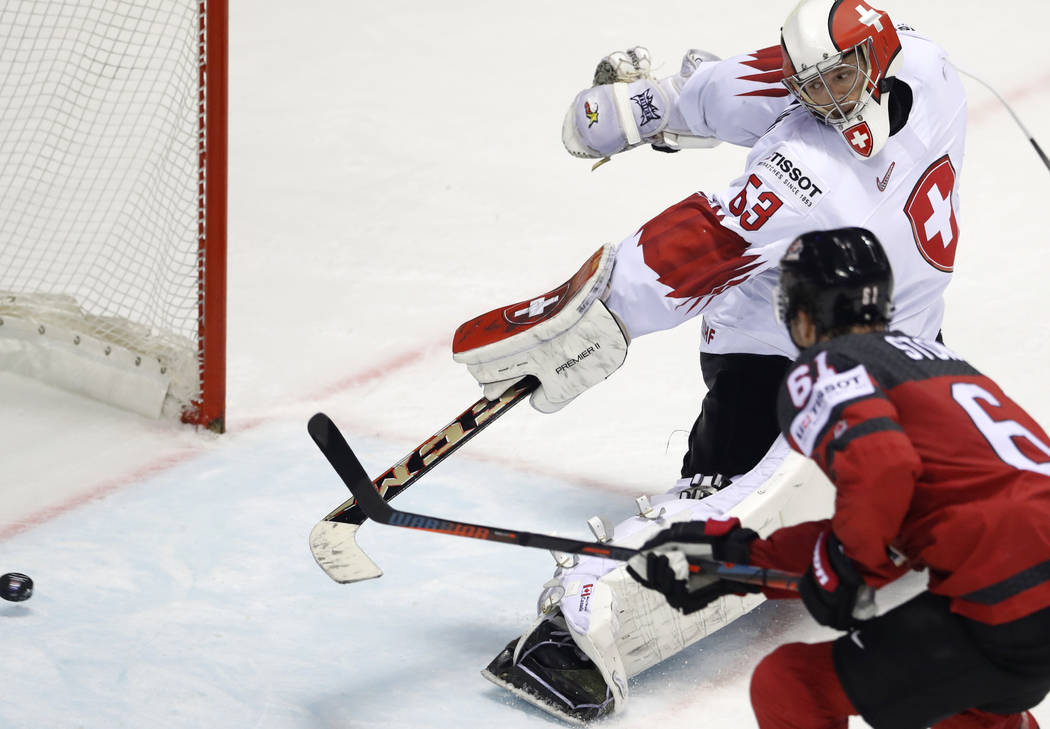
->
[555, 513, 766, 680]
[484, 439, 835, 721]
[539, 438, 836, 679]
[599, 562, 765, 676]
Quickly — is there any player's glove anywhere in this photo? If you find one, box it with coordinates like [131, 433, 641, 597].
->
[626, 518, 761, 614]
[798, 529, 876, 630]
[562, 47, 722, 160]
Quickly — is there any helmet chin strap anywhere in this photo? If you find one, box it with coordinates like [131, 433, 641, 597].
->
[789, 310, 818, 350]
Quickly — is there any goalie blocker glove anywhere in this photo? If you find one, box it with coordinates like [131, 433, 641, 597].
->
[626, 518, 761, 615]
[453, 244, 628, 413]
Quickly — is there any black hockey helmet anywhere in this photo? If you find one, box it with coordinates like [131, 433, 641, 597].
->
[775, 227, 893, 339]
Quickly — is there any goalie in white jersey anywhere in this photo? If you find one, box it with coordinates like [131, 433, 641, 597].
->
[452, 0, 967, 722]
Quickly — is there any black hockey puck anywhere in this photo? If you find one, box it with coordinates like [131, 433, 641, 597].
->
[1, 573, 33, 602]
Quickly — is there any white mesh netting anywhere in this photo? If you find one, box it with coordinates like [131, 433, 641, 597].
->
[0, 0, 208, 413]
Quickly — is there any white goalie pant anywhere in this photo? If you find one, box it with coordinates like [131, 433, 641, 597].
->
[540, 436, 835, 705]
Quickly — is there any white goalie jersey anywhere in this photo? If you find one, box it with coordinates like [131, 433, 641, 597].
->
[602, 30, 966, 358]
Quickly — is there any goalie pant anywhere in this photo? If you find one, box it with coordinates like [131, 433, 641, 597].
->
[525, 437, 834, 712]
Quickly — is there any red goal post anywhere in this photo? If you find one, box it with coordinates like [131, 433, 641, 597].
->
[0, 1, 228, 432]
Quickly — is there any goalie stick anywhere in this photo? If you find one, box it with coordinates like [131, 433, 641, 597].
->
[308, 376, 538, 583]
[308, 411, 804, 592]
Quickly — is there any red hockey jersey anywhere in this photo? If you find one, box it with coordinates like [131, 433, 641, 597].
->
[750, 332, 1050, 625]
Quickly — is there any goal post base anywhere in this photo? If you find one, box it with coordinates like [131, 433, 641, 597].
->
[0, 315, 172, 419]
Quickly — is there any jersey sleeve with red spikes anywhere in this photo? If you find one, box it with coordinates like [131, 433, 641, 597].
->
[602, 33, 963, 352]
[676, 47, 793, 147]
[603, 122, 839, 341]
[601, 54, 851, 343]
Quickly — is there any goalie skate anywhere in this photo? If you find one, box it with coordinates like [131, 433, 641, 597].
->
[481, 615, 613, 725]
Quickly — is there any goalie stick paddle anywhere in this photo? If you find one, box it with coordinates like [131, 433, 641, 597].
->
[309, 411, 804, 593]
[308, 376, 538, 583]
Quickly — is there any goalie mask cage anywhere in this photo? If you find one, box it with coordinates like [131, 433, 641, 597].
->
[0, 0, 228, 432]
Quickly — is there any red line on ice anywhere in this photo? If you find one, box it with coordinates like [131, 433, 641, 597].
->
[0, 341, 445, 541]
[0, 452, 193, 542]
[967, 71, 1050, 124]
[300, 337, 449, 402]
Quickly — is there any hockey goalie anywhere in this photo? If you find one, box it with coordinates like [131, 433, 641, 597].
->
[452, 0, 968, 722]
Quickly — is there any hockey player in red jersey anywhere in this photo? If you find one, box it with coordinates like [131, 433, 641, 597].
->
[455, 0, 971, 722]
[628, 227, 1050, 729]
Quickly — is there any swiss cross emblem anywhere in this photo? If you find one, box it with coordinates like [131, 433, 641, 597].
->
[503, 283, 569, 325]
[830, 2, 901, 95]
[844, 122, 873, 157]
[905, 155, 959, 272]
[855, 2, 883, 31]
[452, 247, 604, 354]
[512, 294, 560, 321]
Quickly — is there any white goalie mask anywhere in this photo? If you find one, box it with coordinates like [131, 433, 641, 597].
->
[780, 0, 903, 160]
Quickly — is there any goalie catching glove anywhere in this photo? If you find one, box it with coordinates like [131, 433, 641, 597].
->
[562, 46, 723, 159]
[626, 518, 761, 614]
[452, 244, 628, 413]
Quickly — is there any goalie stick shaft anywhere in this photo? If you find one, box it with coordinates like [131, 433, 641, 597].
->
[316, 376, 538, 526]
[308, 378, 539, 584]
[308, 412, 803, 593]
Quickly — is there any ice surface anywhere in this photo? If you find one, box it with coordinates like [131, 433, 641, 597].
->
[2, 1, 1049, 726]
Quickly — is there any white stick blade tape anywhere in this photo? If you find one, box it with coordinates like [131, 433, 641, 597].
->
[309, 520, 383, 583]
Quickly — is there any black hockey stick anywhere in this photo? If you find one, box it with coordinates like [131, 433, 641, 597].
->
[308, 411, 804, 592]
[308, 377, 538, 583]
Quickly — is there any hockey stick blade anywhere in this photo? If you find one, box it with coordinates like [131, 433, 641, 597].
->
[323, 415, 804, 592]
[308, 521, 381, 582]
[307, 413, 384, 581]
[307, 377, 538, 584]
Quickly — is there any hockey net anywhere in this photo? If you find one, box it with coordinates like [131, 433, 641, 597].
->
[0, 0, 227, 431]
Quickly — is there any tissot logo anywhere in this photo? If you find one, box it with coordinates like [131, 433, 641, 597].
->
[756, 152, 828, 210]
[766, 152, 824, 197]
